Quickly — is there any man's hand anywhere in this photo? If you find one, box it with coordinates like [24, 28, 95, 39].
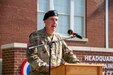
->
[46, 64, 57, 69]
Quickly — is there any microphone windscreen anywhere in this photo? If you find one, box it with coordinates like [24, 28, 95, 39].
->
[68, 29, 73, 35]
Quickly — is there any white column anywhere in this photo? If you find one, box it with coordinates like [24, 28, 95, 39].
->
[49, 0, 54, 10]
[70, 0, 74, 30]
[105, 0, 109, 48]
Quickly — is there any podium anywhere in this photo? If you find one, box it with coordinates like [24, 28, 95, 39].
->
[51, 63, 103, 75]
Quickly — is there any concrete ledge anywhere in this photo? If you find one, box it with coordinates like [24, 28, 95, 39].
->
[61, 35, 88, 42]
[69, 46, 113, 52]
[66, 38, 88, 42]
[1, 43, 27, 49]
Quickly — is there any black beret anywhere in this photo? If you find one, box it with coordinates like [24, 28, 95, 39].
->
[43, 10, 58, 20]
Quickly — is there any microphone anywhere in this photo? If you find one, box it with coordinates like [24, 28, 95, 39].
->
[68, 29, 82, 39]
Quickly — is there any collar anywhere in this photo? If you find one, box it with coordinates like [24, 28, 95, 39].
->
[43, 27, 55, 36]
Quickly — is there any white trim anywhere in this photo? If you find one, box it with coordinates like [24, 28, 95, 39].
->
[1, 43, 27, 49]
[106, 0, 109, 48]
[66, 37, 88, 42]
[61, 35, 88, 42]
[69, 46, 113, 52]
[49, 0, 54, 10]
[83, 0, 86, 37]
[70, 0, 74, 30]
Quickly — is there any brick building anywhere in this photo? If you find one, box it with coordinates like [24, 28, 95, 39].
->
[0, 0, 113, 75]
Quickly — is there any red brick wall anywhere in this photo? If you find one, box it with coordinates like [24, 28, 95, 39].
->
[2, 48, 26, 75]
[109, 0, 113, 48]
[0, 0, 37, 58]
[85, 0, 113, 48]
[86, 0, 106, 47]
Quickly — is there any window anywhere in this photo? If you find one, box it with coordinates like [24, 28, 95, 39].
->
[37, 0, 85, 37]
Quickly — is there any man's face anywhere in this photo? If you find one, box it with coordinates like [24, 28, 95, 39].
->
[44, 16, 58, 34]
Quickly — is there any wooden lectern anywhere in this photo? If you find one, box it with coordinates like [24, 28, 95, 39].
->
[51, 63, 103, 75]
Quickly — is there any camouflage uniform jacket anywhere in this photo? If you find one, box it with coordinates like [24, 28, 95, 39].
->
[26, 28, 79, 75]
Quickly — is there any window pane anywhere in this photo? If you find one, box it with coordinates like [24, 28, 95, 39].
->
[74, 0, 85, 16]
[74, 17, 83, 36]
[37, 0, 49, 30]
[56, 14, 69, 35]
[74, 0, 85, 36]
[38, 0, 49, 11]
[54, 0, 70, 14]
[54, 0, 70, 35]
[37, 12, 45, 29]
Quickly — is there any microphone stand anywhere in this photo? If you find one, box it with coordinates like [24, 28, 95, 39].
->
[28, 35, 76, 75]
[47, 42, 53, 75]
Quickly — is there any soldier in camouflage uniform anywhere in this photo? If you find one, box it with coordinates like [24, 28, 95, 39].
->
[26, 10, 79, 75]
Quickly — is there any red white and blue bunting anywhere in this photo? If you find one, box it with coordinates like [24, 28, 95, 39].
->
[21, 59, 30, 75]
